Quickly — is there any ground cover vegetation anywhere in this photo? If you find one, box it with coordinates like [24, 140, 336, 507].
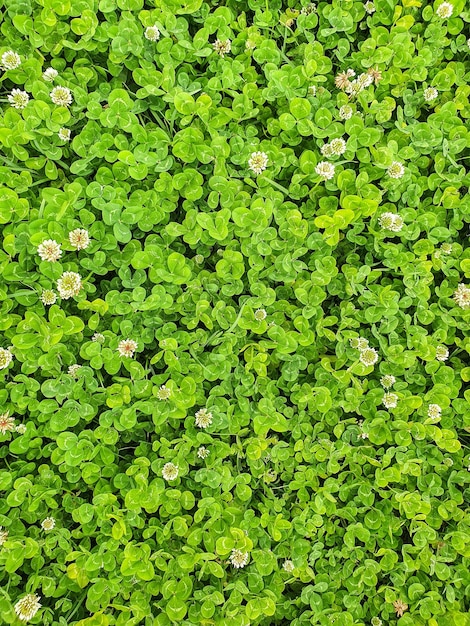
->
[0, 0, 470, 624]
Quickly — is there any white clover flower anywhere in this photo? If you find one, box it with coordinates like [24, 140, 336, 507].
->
[315, 161, 335, 180]
[254, 308, 267, 321]
[358, 72, 374, 89]
[157, 384, 171, 400]
[0, 411, 15, 434]
[67, 364, 81, 378]
[359, 431, 369, 439]
[335, 69, 355, 90]
[0, 348, 13, 370]
[8, 89, 29, 110]
[42, 67, 58, 81]
[57, 271, 82, 299]
[348, 84, 363, 99]
[213, 39, 231, 57]
[117, 339, 138, 358]
[345, 72, 373, 96]
[162, 462, 179, 481]
[367, 67, 383, 85]
[69, 228, 90, 250]
[16, 423, 27, 434]
[92, 332, 105, 343]
[330, 137, 347, 155]
[37, 239, 62, 262]
[248, 151, 269, 175]
[308, 85, 316, 96]
[364, 1, 376, 13]
[283, 559, 295, 572]
[1, 50, 21, 70]
[194, 254, 204, 264]
[387, 161, 405, 179]
[58, 128, 71, 141]
[335, 73, 349, 90]
[382, 392, 398, 409]
[50, 86, 73, 107]
[380, 374, 396, 389]
[245, 39, 256, 51]
[229, 549, 249, 568]
[427, 404, 442, 419]
[435, 345, 449, 362]
[423, 87, 438, 102]
[453, 283, 470, 309]
[14, 594, 41, 622]
[197, 446, 210, 459]
[350, 337, 369, 350]
[436, 2, 453, 17]
[41, 290, 57, 305]
[343, 80, 358, 96]
[0, 526, 9, 545]
[371, 618, 383, 626]
[357, 337, 369, 350]
[41, 517, 55, 531]
[359, 347, 379, 367]
[468, 38, 470, 49]
[378, 212, 404, 233]
[321, 143, 334, 157]
[443, 457, 453, 467]
[195, 408, 213, 428]
[393, 599, 408, 617]
[144, 25, 160, 41]
[440, 243, 452, 255]
[339, 104, 353, 120]
[389, 216, 404, 232]
[301, 2, 316, 15]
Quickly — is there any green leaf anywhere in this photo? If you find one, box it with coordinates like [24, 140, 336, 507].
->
[289, 98, 311, 119]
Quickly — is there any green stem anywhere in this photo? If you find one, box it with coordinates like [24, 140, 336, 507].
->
[262, 177, 290, 194]
[0, 156, 32, 172]
[65, 591, 88, 622]
[226, 301, 247, 334]
[189, 349, 213, 376]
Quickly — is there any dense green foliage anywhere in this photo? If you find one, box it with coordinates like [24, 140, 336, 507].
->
[1, 0, 470, 624]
